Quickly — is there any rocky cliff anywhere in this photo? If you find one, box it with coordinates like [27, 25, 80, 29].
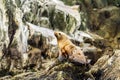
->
[0, 0, 120, 80]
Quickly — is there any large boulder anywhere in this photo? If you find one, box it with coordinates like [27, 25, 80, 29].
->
[86, 49, 120, 80]
[88, 6, 120, 49]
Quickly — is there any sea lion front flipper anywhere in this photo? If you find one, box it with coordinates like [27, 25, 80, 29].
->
[58, 49, 67, 61]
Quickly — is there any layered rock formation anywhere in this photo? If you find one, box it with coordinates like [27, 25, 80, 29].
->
[0, 0, 120, 80]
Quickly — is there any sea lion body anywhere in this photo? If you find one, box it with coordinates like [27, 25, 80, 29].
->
[28, 47, 42, 70]
[54, 31, 87, 64]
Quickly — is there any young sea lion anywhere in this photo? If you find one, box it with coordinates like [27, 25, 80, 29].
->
[54, 31, 87, 64]
[27, 47, 42, 70]
[44, 31, 87, 74]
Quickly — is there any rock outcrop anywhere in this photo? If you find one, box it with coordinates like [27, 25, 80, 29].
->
[0, 0, 120, 80]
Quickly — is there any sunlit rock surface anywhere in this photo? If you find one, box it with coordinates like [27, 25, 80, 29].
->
[0, 0, 9, 51]
[87, 49, 120, 80]
[53, 3, 81, 33]
[21, 0, 81, 34]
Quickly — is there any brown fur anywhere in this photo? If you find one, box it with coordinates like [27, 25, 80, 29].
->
[28, 35, 41, 47]
[54, 31, 87, 64]
[28, 47, 42, 70]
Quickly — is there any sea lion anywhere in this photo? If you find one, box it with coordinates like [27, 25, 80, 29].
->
[27, 47, 42, 70]
[54, 31, 87, 64]
[44, 31, 87, 73]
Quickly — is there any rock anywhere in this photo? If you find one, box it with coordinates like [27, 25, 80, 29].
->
[1, 0, 120, 80]
[40, 71, 73, 80]
[12, 72, 39, 80]
[86, 47, 116, 80]
[107, 0, 120, 7]
[0, 0, 9, 51]
[26, 22, 57, 46]
[39, 61, 86, 80]
[83, 45, 103, 64]
[26, 22, 58, 59]
[100, 50, 120, 80]
[0, 75, 12, 80]
[53, 3, 81, 33]
[21, 0, 81, 34]
[85, 54, 110, 80]
[73, 30, 93, 43]
[0, 59, 87, 80]
[98, 6, 120, 38]
[81, 0, 120, 9]
[39, 17, 51, 28]
[88, 6, 120, 49]
[93, 0, 108, 8]
[21, 0, 53, 29]
[61, 0, 75, 5]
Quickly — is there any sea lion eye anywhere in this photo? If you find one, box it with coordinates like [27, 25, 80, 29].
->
[59, 33, 61, 35]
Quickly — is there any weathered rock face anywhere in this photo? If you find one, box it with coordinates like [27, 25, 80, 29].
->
[0, 0, 9, 52]
[39, 62, 86, 80]
[0, 0, 81, 53]
[0, 0, 120, 80]
[0, 0, 82, 69]
[26, 22, 58, 59]
[77, 0, 120, 9]
[0, 0, 83, 77]
[88, 6, 120, 49]
[100, 50, 120, 80]
[53, 4, 81, 33]
[0, 61, 86, 80]
[86, 49, 120, 80]
[21, 0, 81, 34]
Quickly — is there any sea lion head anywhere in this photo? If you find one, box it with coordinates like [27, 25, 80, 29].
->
[54, 31, 68, 41]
